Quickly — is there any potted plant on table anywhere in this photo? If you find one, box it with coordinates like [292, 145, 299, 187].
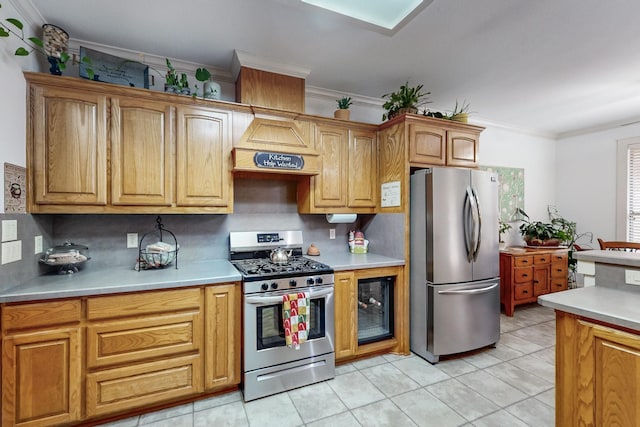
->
[518, 208, 570, 247]
[382, 81, 430, 121]
[334, 96, 352, 120]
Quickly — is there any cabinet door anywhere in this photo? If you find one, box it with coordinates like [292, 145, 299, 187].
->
[204, 283, 241, 390]
[408, 124, 446, 166]
[111, 97, 174, 205]
[313, 124, 348, 208]
[446, 130, 478, 167]
[2, 328, 82, 427]
[348, 129, 377, 207]
[334, 271, 357, 360]
[176, 107, 232, 208]
[533, 266, 550, 296]
[31, 85, 107, 206]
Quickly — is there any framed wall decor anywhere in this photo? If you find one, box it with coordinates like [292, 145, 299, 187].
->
[80, 46, 149, 88]
[4, 163, 26, 213]
[480, 165, 524, 223]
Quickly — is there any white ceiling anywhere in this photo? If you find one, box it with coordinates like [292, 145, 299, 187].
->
[28, 0, 640, 138]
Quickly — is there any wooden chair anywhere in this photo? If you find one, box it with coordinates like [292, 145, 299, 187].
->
[597, 238, 640, 252]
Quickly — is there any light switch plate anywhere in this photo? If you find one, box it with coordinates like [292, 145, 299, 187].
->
[625, 269, 640, 286]
[34, 235, 43, 254]
[1, 240, 22, 264]
[127, 233, 139, 248]
[329, 229, 336, 240]
[2, 220, 17, 242]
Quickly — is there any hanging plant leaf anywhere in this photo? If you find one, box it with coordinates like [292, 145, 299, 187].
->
[0, 27, 9, 37]
[5, 17, 23, 30]
[14, 46, 29, 56]
[28, 36, 43, 47]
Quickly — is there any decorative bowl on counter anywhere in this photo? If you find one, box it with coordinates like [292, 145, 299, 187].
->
[40, 240, 90, 274]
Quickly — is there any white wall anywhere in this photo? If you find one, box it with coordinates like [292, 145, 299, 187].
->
[556, 123, 640, 245]
[0, 1, 43, 213]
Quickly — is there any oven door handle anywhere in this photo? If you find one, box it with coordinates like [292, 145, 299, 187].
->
[245, 287, 333, 306]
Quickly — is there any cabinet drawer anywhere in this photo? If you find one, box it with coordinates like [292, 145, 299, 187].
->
[514, 267, 534, 283]
[87, 288, 201, 320]
[87, 311, 202, 369]
[552, 253, 568, 263]
[514, 256, 534, 267]
[551, 265, 568, 278]
[550, 280, 567, 292]
[514, 283, 533, 300]
[85, 354, 202, 418]
[2, 299, 81, 331]
[533, 254, 551, 264]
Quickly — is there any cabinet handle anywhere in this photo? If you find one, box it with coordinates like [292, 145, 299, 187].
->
[523, 274, 528, 277]
[522, 260, 529, 263]
[523, 290, 529, 294]
[534, 280, 539, 284]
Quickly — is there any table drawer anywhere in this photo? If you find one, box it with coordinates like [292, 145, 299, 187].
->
[514, 256, 534, 267]
[514, 266, 534, 283]
[533, 254, 551, 264]
[550, 279, 567, 292]
[550, 265, 568, 278]
[551, 253, 568, 263]
[514, 283, 533, 300]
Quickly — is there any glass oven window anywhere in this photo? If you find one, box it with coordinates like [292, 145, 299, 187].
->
[256, 297, 326, 350]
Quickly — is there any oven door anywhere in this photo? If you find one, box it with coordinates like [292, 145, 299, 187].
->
[243, 284, 335, 372]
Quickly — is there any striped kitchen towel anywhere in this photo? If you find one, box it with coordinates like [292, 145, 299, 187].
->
[283, 292, 309, 349]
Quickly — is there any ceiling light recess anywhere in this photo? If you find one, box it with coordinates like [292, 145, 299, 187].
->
[301, 0, 424, 30]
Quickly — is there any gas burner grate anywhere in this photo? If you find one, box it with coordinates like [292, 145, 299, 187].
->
[231, 256, 332, 278]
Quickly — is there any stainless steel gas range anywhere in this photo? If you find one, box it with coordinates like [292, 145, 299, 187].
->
[229, 230, 335, 402]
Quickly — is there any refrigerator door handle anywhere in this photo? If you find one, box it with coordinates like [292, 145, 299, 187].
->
[472, 187, 482, 261]
[463, 187, 473, 261]
[465, 186, 480, 261]
[437, 282, 499, 295]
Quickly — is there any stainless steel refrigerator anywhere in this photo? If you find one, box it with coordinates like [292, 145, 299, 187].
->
[410, 167, 500, 363]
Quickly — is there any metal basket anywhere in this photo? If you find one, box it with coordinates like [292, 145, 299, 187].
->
[137, 216, 179, 270]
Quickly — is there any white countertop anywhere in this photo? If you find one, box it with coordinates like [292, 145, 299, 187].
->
[574, 249, 640, 268]
[0, 252, 405, 303]
[538, 286, 640, 331]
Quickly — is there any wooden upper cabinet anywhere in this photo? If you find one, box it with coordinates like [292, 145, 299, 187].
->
[409, 123, 446, 166]
[447, 130, 479, 167]
[176, 106, 232, 209]
[30, 84, 108, 207]
[298, 123, 378, 213]
[111, 97, 174, 206]
[348, 129, 378, 207]
[313, 124, 349, 208]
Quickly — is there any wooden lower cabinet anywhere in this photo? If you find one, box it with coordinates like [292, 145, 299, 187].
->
[1, 300, 82, 427]
[556, 311, 640, 426]
[1, 283, 241, 426]
[500, 247, 568, 316]
[334, 266, 406, 363]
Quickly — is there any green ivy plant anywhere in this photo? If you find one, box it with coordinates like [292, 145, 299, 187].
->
[0, 3, 93, 78]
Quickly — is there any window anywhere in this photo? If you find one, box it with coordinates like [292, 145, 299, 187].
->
[616, 137, 640, 241]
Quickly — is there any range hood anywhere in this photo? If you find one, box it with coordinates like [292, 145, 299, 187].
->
[232, 117, 319, 175]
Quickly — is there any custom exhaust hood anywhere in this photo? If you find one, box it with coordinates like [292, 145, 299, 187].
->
[232, 116, 320, 175]
[231, 51, 319, 176]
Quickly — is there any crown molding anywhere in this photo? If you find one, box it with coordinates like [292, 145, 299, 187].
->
[231, 50, 311, 80]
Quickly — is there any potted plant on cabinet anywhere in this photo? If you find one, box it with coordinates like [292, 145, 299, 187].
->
[518, 208, 570, 247]
[382, 81, 430, 121]
[334, 97, 352, 120]
[499, 220, 512, 250]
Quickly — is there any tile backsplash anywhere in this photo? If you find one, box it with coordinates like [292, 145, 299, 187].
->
[1, 178, 404, 291]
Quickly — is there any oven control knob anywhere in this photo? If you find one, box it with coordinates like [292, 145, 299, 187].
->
[316, 277, 323, 284]
[270, 282, 278, 290]
[289, 279, 297, 287]
[307, 278, 315, 285]
[261, 283, 269, 291]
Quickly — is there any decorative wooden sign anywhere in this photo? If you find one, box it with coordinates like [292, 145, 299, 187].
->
[254, 152, 305, 170]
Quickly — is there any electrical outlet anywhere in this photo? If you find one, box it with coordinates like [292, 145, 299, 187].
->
[625, 269, 640, 286]
[34, 235, 43, 254]
[329, 229, 336, 240]
[127, 233, 138, 248]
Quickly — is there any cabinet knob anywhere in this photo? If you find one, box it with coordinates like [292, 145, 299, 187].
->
[534, 280, 539, 284]
[523, 290, 528, 294]
[523, 274, 528, 277]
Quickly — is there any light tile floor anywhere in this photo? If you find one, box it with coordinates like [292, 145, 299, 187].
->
[99, 303, 556, 427]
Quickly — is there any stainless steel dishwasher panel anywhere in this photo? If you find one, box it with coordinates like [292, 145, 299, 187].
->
[428, 279, 500, 359]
